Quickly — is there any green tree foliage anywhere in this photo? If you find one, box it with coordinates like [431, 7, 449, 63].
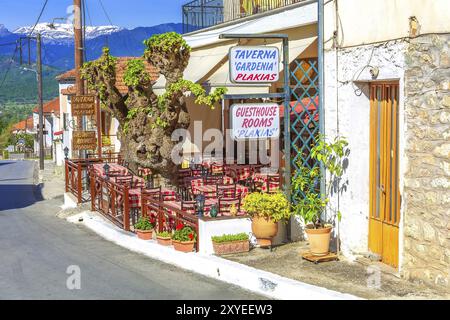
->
[81, 33, 227, 185]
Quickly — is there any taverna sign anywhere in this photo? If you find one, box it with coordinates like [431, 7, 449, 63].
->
[231, 103, 280, 140]
[229, 46, 280, 83]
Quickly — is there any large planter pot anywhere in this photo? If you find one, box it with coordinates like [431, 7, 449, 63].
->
[136, 229, 153, 240]
[173, 240, 195, 253]
[251, 216, 278, 247]
[212, 240, 250, 255]
[305, 226, 332, 256]
[157, 236, 172, 246]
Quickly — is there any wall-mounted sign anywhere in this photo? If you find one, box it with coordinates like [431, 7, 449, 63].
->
[72, 131, 97, 150]
[229, 46, 280, 83]
[72, 95, 96, 116]
[230, 103, 280, 140]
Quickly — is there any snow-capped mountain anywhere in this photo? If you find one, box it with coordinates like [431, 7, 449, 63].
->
[13, 23, 124, 44]
[0, 24, 11, 37]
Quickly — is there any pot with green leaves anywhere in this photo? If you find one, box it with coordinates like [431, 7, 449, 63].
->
[292, 135, 349, 256]
[242, 192, 291, 247]
[172, 223, 197, 252]
[156, 231, 172, 246]
[134, 217, 154, 240]
[211, 233, 250, 255]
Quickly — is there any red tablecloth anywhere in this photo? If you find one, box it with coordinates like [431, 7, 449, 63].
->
[252, 172, 280, 192]
[191, 184, 249, 197]
[129, 187, 177, 208]
[225, 165, 252, 181]
[188, 176, 234, 189]
[92, 163, 128, 177]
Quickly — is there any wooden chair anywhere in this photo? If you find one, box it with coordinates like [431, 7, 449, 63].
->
[216, 183, 237, 198]
[218, 196, 242, 216]
[265, 174, 280, 194]
[211, 162, 225, 175]
[141, 186, 162, 201]
[203, 174, 223, 185]
[181, 200, 196, 215]
[114, 175, 133, 188]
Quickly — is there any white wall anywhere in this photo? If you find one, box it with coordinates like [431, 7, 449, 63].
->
[324, 0, 450, 50]
[323, 41, 407, 258]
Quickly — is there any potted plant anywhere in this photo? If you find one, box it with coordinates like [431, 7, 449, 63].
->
[156, 231, 172, 246]
[172, 223, 196, 253]
[292, 135, 349, 256]
[211, 233, 250, 255]
[242, 192, 291, 247]
[134, 216, 154, 240]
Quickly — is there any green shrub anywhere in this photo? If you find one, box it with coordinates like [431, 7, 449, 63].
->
[2, 150, 9, 159]
[157, 231, 172, 238]
[134, 217, 154, 231]
[242, 192, 291, 223]
[211, 233, 249, 243]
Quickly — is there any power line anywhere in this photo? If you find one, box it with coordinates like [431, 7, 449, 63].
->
[98, 0, 114, 26]
[27, 0, 50, 37]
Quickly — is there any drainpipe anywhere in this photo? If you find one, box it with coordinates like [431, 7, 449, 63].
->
[318, 0, 326, 204]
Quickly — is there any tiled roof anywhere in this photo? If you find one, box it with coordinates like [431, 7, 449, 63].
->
[12, 116, 34, 132]
[60, 57, 159, 95]
[33, 97, 60, 115]
[56, 69, 77, 81]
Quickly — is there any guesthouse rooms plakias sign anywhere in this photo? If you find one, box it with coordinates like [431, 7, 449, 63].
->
[230, 103, 280, 141]
[229, 46, 280, 83]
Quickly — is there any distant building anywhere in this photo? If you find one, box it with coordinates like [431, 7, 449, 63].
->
[31, 97, 60, 159]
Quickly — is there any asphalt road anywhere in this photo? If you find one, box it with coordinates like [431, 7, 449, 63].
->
[0, 160, 262, 300]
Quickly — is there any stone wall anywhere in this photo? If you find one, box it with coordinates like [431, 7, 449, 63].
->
[403, 34, 450, 288]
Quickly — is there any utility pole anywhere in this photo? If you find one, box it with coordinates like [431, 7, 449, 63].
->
[74, 0, 85, 158]
[36, 33, 44, 170]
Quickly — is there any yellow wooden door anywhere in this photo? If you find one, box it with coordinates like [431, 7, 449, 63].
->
[369, 82, 401, 268]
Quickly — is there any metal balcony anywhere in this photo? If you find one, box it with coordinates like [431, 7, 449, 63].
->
[182, 0, 310, 34]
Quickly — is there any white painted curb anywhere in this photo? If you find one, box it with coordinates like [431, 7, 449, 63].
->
[67, 211, 363, 300]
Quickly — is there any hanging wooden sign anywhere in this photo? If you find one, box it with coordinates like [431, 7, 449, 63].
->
[72, 95, 96, 116]
[72, 131, 97, 150]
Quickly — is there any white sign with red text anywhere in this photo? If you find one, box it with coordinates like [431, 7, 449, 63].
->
[229, 46, 280, 83]
[230, 103, 280, 140]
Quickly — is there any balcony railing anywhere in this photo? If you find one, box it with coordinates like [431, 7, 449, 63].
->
[182, 0, 308, 33]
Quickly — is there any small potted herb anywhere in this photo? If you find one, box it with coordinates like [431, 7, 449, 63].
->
[156, 231, 172, 246]
[172, 223, 196, 253]
[134, 217, 154, 240]
[211, 233, 250, 255]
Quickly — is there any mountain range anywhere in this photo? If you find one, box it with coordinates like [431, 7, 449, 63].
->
[0, 22, 184, 69]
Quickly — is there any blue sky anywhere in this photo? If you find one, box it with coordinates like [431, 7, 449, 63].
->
[0, 0, 186, 31]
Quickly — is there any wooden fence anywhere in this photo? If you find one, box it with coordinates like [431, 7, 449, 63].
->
[141, 193, 200, 251]
[65, 154, 120, 204]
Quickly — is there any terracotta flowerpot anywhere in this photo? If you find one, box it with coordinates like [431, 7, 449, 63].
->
[212, 240, 250, 255]
[251, 216, 278, 247]
[173, 240, 195, 253]
[157, 236, 172, 246]
[305, 226, 332, 256]
[136, 229, 153, 240]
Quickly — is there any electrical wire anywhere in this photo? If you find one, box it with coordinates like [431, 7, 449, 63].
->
[98, 0, 114, 26]
[27, 0, 50, 37]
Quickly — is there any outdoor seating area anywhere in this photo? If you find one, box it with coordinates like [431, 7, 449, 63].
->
[66, 156, 282, 252]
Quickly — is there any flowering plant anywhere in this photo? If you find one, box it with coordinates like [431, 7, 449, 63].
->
[173, 225, 196, 242]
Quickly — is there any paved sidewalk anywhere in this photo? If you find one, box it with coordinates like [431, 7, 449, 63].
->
[67, 210, 361, 300]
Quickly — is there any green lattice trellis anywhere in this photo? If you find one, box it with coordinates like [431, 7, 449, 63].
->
[289, 58, 320, 201]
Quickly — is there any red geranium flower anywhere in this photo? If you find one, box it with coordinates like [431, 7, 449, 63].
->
[188, 233, 194, 240]
[176, 222, 184, 230]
